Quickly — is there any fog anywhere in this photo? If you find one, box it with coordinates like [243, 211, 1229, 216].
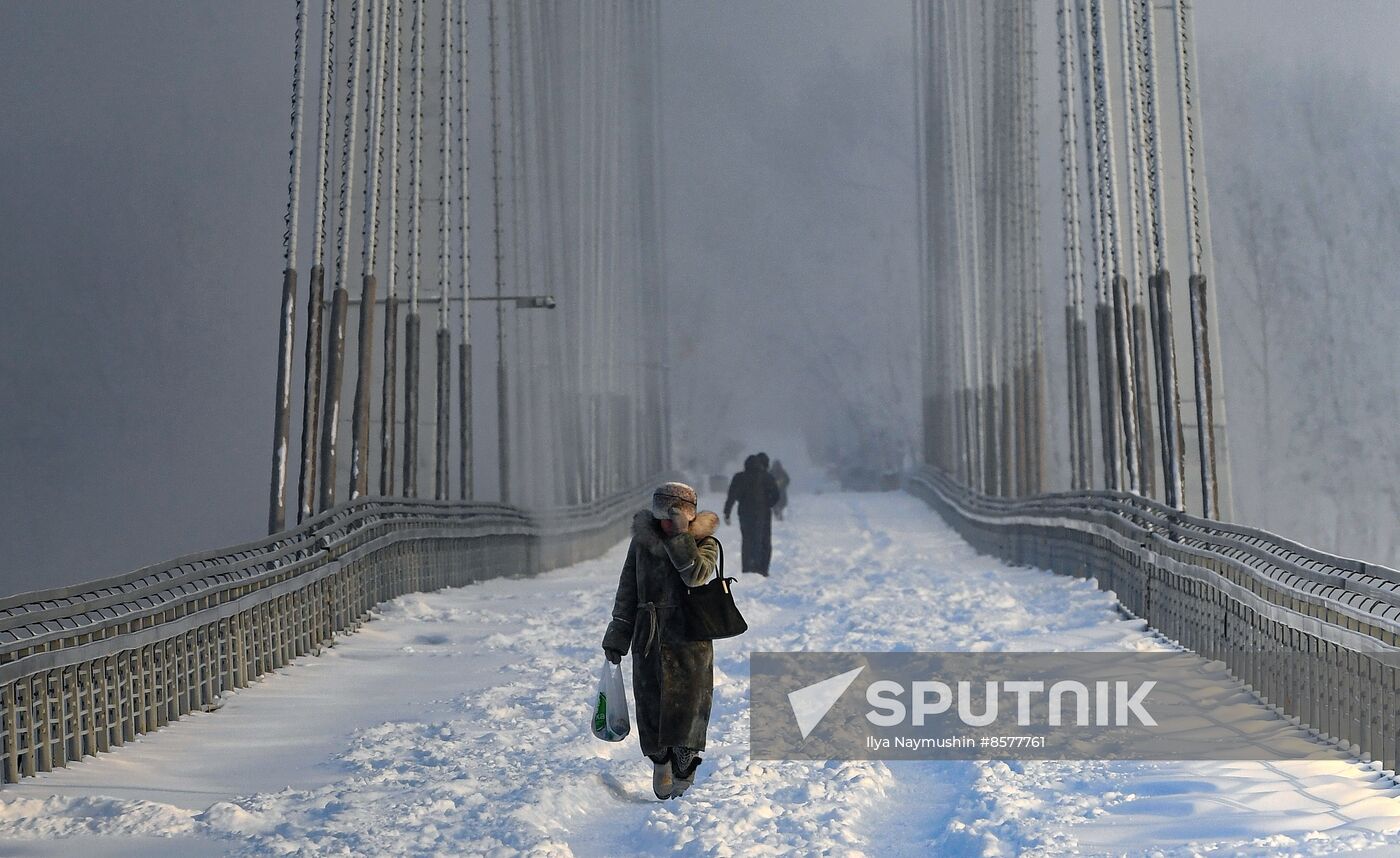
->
[0, 5, 286, 594]
[1196, 1, 1400, 565]
[660, 1, 919, 492]
[2, 1, 1397, 596]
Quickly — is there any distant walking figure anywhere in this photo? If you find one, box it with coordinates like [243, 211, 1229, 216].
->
[724, 454, 780, 575]
[770, 459, 791, 521]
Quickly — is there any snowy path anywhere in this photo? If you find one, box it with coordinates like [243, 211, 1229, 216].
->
[1, 492, 1399, 856]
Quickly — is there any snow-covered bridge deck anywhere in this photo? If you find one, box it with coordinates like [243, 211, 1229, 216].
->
[1, 493, 1397, 856]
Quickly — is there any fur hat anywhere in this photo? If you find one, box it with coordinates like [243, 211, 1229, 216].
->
[651, 481, 698, 520]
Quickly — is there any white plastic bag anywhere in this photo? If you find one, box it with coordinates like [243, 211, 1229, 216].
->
[591, 658, 631, 742]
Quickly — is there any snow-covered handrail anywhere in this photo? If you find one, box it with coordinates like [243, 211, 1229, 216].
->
[907, 465, 1400, 773]
[0, 478, 663, 783]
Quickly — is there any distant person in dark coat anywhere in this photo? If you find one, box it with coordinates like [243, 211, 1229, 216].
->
[724, 454, 780, 575]
[770, 459, 790, 520]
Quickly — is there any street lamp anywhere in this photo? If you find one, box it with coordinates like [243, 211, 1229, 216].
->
[470, 294, 556, 503]
[338, 292, 555, 504]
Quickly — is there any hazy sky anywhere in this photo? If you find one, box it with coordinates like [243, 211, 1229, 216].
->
[2, 1, 1397, 595]
[1, 4, 288, 594]
[660, 0, 919, 481]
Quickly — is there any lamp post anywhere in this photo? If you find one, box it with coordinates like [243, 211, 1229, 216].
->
[338, 292, 553, 504]
[470, 294, 556, 503]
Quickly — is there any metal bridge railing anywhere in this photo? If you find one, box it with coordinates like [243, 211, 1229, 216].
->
[907, 466, 1400, 772]
[0, 481, 660, 784]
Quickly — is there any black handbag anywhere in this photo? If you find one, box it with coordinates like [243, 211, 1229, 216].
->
[682, 539, 748, 640]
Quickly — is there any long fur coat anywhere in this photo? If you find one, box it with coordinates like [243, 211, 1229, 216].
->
[602, 509, 721, 757]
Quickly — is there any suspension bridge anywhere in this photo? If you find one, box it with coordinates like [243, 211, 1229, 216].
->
[2, 1, 1399, 854]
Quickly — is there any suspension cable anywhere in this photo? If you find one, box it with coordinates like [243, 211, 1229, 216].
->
[1124, 0, 1156, 279]
[333, 0, 367, 295]
[386, 0, 402, 300]
[379, 0, 403, 497]
[1091, 0, 1142, 494]
[488, 0, 509, 501]
[1171, 0, 1204, 276]
[455, 0, 472, 500]
[362, 0, 390, 273]
[439, 0, 453, 331]
[912, 0, 929, 450]
[1087, 0, 1122, 281]
[1173, 0, 1219, 519]
[270, 0, 311, 533]
[349, 0, 390, 500]
[457, 0, 470, 345]
[297, 0, 338, 522]
[312, 0, 337, 266]
[316, 0, 369, 511]
[944, 0, 975, 486]
[1074, 0, 1106, 303]
[285, 0, 309, 270]
[1138, 0, 1168, 273]
[1117, 0, 1146, 298]
[1057, 0, 1084, 319]
[409, 0, 424, 314]
[1022, 0, 1045, 494]
[958, 0, 985, 488]
[506, 0, 529, 498]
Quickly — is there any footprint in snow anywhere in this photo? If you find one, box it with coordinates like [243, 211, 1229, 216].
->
[598, 772, 657, 804]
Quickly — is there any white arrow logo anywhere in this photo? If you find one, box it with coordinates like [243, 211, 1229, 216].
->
[788, 665, 866, 739]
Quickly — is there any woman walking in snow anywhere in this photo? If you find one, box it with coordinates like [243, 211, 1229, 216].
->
[602, 482, 720, 800]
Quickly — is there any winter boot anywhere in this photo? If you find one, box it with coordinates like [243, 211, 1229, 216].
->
[651, 754, 673, 800]
[669, 747, 702, 799]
